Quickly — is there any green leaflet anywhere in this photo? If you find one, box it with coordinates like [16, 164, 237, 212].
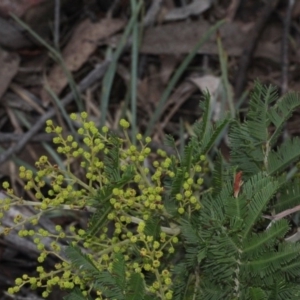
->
[267, 137, 300, 175]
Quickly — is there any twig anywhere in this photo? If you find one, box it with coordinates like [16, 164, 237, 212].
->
[234, 0, 280, 100]
[263, 204, 300, 221]
[281, 0, 294, 95]
[144, 0, 164, 27]
[0, 60, 111, 166]
[226, 0, 242, 21]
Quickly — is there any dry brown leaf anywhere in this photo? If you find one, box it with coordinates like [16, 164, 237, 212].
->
[41, 17, 125, 106]
[0, 0, 44, 17]
[190, 74, 233, 121]
[190, 75, 222, 121]
[141, 20, 247, 55]
[140, 20, 282, 63]
[0, 49, 20, 99]
[138, 64, 165, 113]
[164, 0, 213, 21]
[190, 74, 221, 96]
[0, 17, 35, 50]
[161, 81, 198, 129]
[160, 55, 180, 85]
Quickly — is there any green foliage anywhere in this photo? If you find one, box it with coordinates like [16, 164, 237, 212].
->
[64, 288, 93, 300]
[229, 82, 300, 179]
[190, 83, 300, 299]
[2, 83, 300, 299]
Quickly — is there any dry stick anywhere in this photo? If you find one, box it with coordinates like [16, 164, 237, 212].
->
[226, 0, 242, 21]
[107, 0, 122, 17]
[281, 0, 294, 95]
[234, 0, 280, 100]
[0, 60, 111, 166]
[263, 204, 300, 222]
[144, 0, 163, 26]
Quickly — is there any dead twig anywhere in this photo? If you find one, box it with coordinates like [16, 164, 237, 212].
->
[263, 204, 300, 222]
[234, 0, 280, 100]
[226, 0, 242, 21]
[0, 60, 111, 166]
[144, 0, 164, 26]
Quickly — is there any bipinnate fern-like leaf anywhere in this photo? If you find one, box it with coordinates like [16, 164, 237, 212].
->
[192, 92, 229, 156]
[272, 180, 300, 212]
[144, 217, 161, 240]
[164, 134, 177, 152]
[181, 143, 193, 171]
[281, 259, 300, 279]
[87, 164, 135, 236]
[67, 245, 128, 299]
[229, 83, 300, 180]
[196, 91, 211, 142]
[87, 201, 111, 237]
[65, 246, 149, 299]
[180, 218, 202, 268]
[243, 242, 300, 281]
[180, 218, 200, 245]
[173, 83, 300, 299]
[229, 120, 263, 176]
[267, 137, 300, 176]
[65, 245, 100, 277]
[125, 273, 145, 300]
[199, 280, 230, 300]
[111, 253, 126, 292]
[103, 133, 121, 182]
[172, 263, 190, 300]
[241, 173, 279, 239]
[268, 282, 300, 300]
[63, 287, 93, 300]
[93, 272, 124, 299]
[243, 219, 290, 257]
[163, 165, 185, 216]
[246, 82, 278, 142]
[211, 151, 224, 196]
[268, 91, 300, 147]
[190, 167, 300, 298]
[170, 167, 185, 198]
[248, 287, 267, 300]
[201, 117, 229, 154]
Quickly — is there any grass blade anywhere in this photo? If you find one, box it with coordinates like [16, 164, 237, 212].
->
[145, 19, 226, 136]
[100, 1, 143, 127]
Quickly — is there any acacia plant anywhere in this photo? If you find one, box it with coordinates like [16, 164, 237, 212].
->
[2, 82, 300, 299]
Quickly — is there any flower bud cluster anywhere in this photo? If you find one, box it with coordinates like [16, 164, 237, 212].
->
[1, 113, 206, 299]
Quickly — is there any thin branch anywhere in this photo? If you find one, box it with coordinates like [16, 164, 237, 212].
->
[263, 204, 300, 221]
[143, 0, 163, 26]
